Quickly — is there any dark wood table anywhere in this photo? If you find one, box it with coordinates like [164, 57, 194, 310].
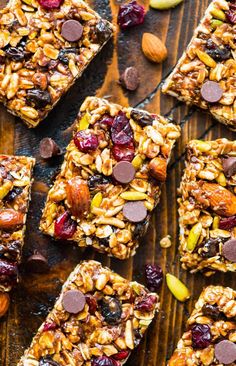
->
[0, 0, 235, 365]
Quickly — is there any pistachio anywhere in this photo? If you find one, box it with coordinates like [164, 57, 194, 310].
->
[213, 216, 219, 229]
[187, 222, 202, 251]
[132, 154, 143, 170]
[91, 192, 103, 208]
[79, 112, 91, 131]
[120, 191, 147, 200]
[210, 19, 224, 29]
[210, 8, 226, 21]
[166, 274, 190, 302]
[216, 172, 226, 187]
[196, 50, 217, 68]
[0, 181, 13, 200]
[149, 0, 183, 10]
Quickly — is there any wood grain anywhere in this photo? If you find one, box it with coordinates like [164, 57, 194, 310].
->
[0, 0, 235, 365]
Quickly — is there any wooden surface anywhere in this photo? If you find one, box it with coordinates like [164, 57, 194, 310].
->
[0, 0, 235, 365]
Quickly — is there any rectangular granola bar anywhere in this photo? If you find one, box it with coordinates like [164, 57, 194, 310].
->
[18, 260, 159, 366]
[40, 96, 180, 259]
[178, 139, 236, 275]
[0, 155, 35, 292]
[0, 0, 113, 127]
[168, 285, 236, 366]
[162, 0, 236, 130]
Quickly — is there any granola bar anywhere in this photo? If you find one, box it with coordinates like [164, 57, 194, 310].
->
[168, 285, 236, 366]
[18, 260, 159, 366]
[0, 155, 35, 292]
[178, 139, 236, 275]
[162, 0, 236, 130]
[0, 0, 113, 127]
[40, 96, 180, 259]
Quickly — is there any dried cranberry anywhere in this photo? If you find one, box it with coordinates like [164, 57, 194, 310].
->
[85, 294, 97, 314]
[39, 357, 60, 366]
[202, 304, 221, 320]
[93, 20, 112, 44]
[54, 211, 76, 240]
[219, 215, 236, 230]
[38, 0, 63, 9]
[58, 48, 78, 64]
[200, 238, 221, 258]
[112, 351, 130, 360]
[0, 54, 5, 64]
[74, 131, 98, 153]
[27, 89, 51, 109]
[111, 112, 133, 145]
[191, 324, 212, 349]
[135, 294, 157, 312]
[5, 47, 25, 61]
[205, 39, 231, 61]
[88, 174, 111, 190]
[117, 0, 145, 30]
[145, 264, 163, 292]
[0, 259, 17, 277]
[92, 356, 118, 366]
[101, 297, 122, 324]
[43, 322, 57, 331]
[112, 142, 135, 162]
[226, 3, 236, 24]
[99, 114, 114, 127]
[3, 187, 23, 203]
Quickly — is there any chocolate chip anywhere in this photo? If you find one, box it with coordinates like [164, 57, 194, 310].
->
[62, 290, 86, 314]
[112, 161, 135, 184]
[123, 201, 147, 223]
[26, 252, 49, 273]
[39, 138, 61, 159]
[200, 81, 223, 103]
[215, 340, 236, 364]
[119, 67, 140, 91]
[61, 20, 83, 42]
[222, 239, 236, 262]
[222, 156, 236, 178]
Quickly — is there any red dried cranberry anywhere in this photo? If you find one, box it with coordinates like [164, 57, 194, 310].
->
[54, 211, 76, 239]
[112, 351, 130, 360]
[85, 294, 97, 314]
[0, 259, 18, 277]
[38, 0, 63, 9]
[112, 142, 135, 162]
[135, 294, 157, 312]
[191, 324, 212, 349]
[111, 112, 133, 146]
[219, 215, 236, 230]
[92, 356, 118, 366]
[117, 0, 145, 30]
[43, 322, 57, 331]
[226, 3, 236, 24]
[145, 264, 163, 292]
[100, 114, 114, 127]
[74, 131, 98, 153]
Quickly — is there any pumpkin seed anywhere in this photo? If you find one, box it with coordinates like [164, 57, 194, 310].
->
[187, 222, 202, 251]
[166, 274, 190, 302]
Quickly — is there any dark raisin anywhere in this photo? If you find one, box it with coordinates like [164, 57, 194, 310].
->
[135, 294, 157, 312]
[130, 109, 154, 126]
[191, 324, 212, 349]
[26, 89, 51, 109]
[5, 47, 25, 61]
[98, 237, 110, 247]
[88, 175, 111, 190]
[101, 297, 122, 324]
[92, 20, 112, 44]
[145, 264, 163, 291]
[85, 294, 98, 314]
[39, 357, 61, 366]
[133, 218, 149, 239]
[91, 356, 118, 366]
[58, 48, 78, 64]
[202, 304, 221, 320]
[3, 187, 23, 203]
[200, 237, 222, 258]
[205, 39, 231, 61]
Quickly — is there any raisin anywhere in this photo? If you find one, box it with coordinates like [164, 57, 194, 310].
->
[205, 39, 231, 61]
[200, 237, 222, 258]
[117, 0, 145, 30]
[5, 47, 25, 61]
[58, 48, 78, 64]
[101, 297, 122, 324]
[145, 264, 163, 291]
[3, 187, 23, 203]
[133, 219, 149, 239]
[130, 109, 154, 126]
[88, 175, 111, 190]
[93, 20, 112, 44]
[202, 304, 221, 320]
[191, 324, 212, 349]
[27, 89, 51, 109]
[85, 294, 97, 314]
[39, 357, 61, 366]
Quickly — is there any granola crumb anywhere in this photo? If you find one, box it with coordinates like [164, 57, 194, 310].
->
[160, 235, 172, 248]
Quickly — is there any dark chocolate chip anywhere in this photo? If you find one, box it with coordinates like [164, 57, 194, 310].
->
[26, 252, 49, 273]
[61, 20, 83, 42]
[112, 161, 135, 184]
[222, 239, 236, 262]
[123, 201, 147, 223]
[119, 67, 140, 91]
[222, 156, 236, 178]
[39, 138, 61, 159]
[200, 81, 223, 103]
[215, 340, 236, 364]
[62, 289, 86, 314]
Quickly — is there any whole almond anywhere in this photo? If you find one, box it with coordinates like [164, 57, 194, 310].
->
[0, 292, 10, 318]
[66, 177, 90, 218]
[0, 209, 24, 230]
[142, 33, 167, 63]
[149, 157, 167, 181]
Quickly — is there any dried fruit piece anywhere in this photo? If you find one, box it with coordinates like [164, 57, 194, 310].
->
[222, 156, 236, 178]
[149, 157, 167, 181]
[145, 264, 163, 291]
[166, 274, 190, 302]
[112, 142, 135, 162]
[117, 0, 145, 30]
[112, 351, 130, 360]
[205, 39, 231, 61]
[74, 130, 98, 153]
[38, 0, 63, 9]
[92, 357, 118, 366]
[101, 297, 122, 324]
[0, 292, 10, 318]
[0, 209, 24, 230]
[202, 304, 220, 320]
[66, 177, 90, 218]
[191, 324, 212, 349]
[135, 294, 157, 311]
[27, 89, 51, 109]
[219, 215, 236, 230]
[149, 0, 183, 10]
[187, 222, 202, 251]
[39, 356, 60, 366]
[111, 112, 133, 146]
[142, 33, 167, 63]
[54, 211, 76, 239]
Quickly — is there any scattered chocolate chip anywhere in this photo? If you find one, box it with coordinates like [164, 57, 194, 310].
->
[119, 66, 140, 91]
[26, 252, 49, 273]
[39, 138, 61, 159]
[61, 20, 83, 42]
[222, 239, 236, 262]
[112, 161, 135, 184]
[62, 289, 86, 314]
[130, 109, 154, 126]
[222, 156, 236, 178]
[215, 340, 236, 364]
[123, 201, 147, 223]
[200, 81, 223, 103]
